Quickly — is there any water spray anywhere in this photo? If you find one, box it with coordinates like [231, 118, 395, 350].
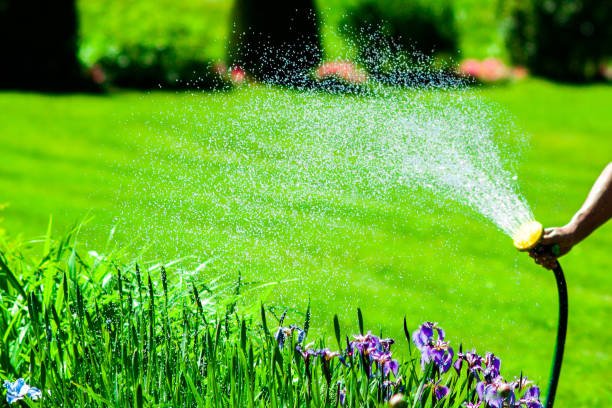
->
[513, 221, 567, 408]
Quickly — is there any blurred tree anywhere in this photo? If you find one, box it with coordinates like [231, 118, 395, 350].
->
[506, 0, 612, 82]
[0, 0, 94, 91]
[227, 0, 322, 85]
[339, 0, 458, 84]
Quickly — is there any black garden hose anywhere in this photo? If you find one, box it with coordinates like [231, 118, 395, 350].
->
[512, 221, 568, 407]
[545, 261, 568, 408]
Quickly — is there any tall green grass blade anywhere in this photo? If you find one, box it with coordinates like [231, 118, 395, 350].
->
[0, 253, 26, 299]
[303, 299, 311, 339]
[42, 215, 53, 257]
[333, 315, 342, 351]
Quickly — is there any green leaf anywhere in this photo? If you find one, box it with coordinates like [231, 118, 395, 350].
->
[357, 308, 364, 335]
[240, 319, 247, 351]
[135, 383, 143, 408]
[72, 382, 113, 406]
[261, 304, 269, 337]
[185, 372, 206, 408]
[0, 253, 26, 299]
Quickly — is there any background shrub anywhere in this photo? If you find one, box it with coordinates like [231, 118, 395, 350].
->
[506, 0, 612, 81]
[97, 45, 230, 90]
[339, 0, 459, 83]
[79, 0, 230, 89]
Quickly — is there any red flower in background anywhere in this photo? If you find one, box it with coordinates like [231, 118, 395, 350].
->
[600, 63, 612, 81]
[230, 65, 246, 84]
[88, 64, 107, 85]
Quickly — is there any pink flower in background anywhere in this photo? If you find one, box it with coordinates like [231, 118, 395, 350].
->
[478, 58, 509, 82]
[458, 58, 527, 83]
[511, 66, 528, 80]
[230, 65, 246, 84]
[315, 61, 367, 84]
[213, 62, 227, 77]
[458, 59, 481, 77]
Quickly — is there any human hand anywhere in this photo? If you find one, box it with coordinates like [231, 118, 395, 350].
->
[528, 225, 577, 270]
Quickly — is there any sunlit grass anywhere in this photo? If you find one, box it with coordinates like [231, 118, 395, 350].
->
[0, 80, 611, 406]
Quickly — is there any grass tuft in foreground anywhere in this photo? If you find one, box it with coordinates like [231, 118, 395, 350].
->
[0, 229, 542, 407]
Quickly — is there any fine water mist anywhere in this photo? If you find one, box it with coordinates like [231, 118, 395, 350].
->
[109, 39, 539, 324]
[117, 83, 532, 258]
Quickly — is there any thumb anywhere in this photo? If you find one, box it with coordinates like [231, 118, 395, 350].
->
[540, 227, 561, 245]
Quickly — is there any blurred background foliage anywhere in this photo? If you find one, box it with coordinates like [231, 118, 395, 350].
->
[78, 0, 502, 64]
[1, 0, 610, 90]
[78, 0, 230, 67]
[505, 0, 612, 82]
[338, 0, 458, 83]
[76, 0, 611, 87]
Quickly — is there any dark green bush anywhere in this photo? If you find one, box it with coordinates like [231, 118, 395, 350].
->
[339, 0, 459, 83]
[227, 0, 322, 85]
[78, 0, 231, 90]
[506, 0, 612, 82]
[97, 45, 230, 90]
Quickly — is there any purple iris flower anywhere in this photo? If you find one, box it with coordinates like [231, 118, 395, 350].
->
[380, 338, 395, 352]
[419, 339, 454, 374]
[412, 322, 453, 374]
[454, 347, 483, 379]
[480, 378, 516, 408]
[337, 382, 347, 406]
[3, 379, 42, 404]
[370, 350, 399, 377]
[275, 328, 285, 347]
[454, 345, 465, 373]
[434, 384, 450, 401]
[512, 375, 533, 391]
[412, 322, 444, 351]
[483, 352, 501, 381]
[275, 324, 305, 350]
[425, 379, 449, 402]
[476, 381, 486, 401]
[317, 348, 339, 384]
[382, 376, 402, 388]
[351, 331, 382, 356]
[432, 341, 454, 373]
[296, 343, 318, 363]
[318, 348, 340, 361]
[462, 402, 482, 408]
[382, 377, 402, 402]
[520, 386, 543, 408]
[351, 341, 370, 356]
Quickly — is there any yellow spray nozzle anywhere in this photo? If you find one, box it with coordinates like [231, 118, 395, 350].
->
[513, 221, 543, 251]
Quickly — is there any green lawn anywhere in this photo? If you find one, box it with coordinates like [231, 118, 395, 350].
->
[1, 80, 611, 407]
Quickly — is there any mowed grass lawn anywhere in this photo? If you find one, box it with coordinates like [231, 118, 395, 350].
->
[1, 80, 611, 406]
